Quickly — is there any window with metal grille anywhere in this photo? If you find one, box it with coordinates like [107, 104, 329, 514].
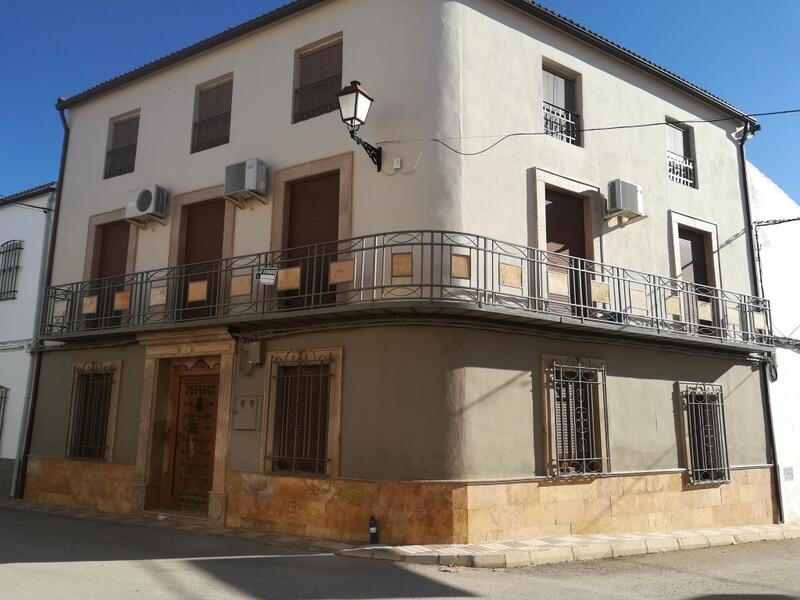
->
[191, 78, 233, 153]
[547, 362, 610, 476]
[104, 113, 139, 178]
[666, 121, 696, 187]
[66, 362, 116, 460]
[680, 382, 730, 484]
[542, 68, 580, 145]
[0, 240, 24, 300]
[293, 40, 342, 123]
[270, 351, 332, 475]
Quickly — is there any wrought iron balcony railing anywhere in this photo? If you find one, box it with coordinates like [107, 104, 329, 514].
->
[293, 74, 342, 123]
[543, 101, 581, 146]
[667, 151, 696, 187]
[41, 230, 773, 348]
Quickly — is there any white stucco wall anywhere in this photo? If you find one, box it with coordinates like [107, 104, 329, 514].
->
[51, 0, 755, 299]
[0, 190, 53, 463]
[748, 162, 800, 522]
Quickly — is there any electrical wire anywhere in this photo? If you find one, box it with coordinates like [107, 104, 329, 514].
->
[377, 108, 800, 157]
[0, 199, 53, 214]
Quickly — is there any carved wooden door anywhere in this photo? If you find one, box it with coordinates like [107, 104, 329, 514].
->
[171, 375, 218, 513]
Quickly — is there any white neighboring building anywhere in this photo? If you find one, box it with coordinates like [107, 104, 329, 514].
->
[749, 162, 800, 523]
[0, 183, 56, 496]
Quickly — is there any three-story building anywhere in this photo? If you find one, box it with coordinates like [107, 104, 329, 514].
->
[23, 0, 779, 544]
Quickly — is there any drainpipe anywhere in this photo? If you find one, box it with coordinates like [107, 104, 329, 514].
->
[738, 120, 784, 524]
[12, 102, 69, 499]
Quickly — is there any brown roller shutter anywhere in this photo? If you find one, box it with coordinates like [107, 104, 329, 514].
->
[545, 191, 587, 315]
[180, 200, 225, 319]
[96, 221, 130, 278]
[284, 172, 340, 307]
[678, 228, 709, 286]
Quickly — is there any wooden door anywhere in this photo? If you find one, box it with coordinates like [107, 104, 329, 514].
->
[90, 221, 130, 328]
[171, 375, 219, 513]
[180, 200, 225, 319]
[284, 172, 340, 308]
[678, 227, 712, 325]
[545, 191, 587, 315]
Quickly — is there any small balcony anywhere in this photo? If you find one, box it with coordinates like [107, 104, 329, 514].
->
[543, 101, 581, 146]
[667, 151, 696, 187]
[41, 230, 773, 351]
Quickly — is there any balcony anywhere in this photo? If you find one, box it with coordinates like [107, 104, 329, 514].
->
[543, 101, 581, 146]
[667, 151, 696, 187]
[41, 230, 773, 351]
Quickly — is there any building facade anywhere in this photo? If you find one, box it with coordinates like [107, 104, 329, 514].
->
[748, 162, 800, 523]
[0, 183, 56, 496]
[23, 0, 779, 543]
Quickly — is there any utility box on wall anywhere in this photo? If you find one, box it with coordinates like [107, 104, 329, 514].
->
[233, 395, 262, 430]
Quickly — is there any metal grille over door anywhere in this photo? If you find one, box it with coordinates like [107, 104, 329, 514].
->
[172, 376, 219, 512]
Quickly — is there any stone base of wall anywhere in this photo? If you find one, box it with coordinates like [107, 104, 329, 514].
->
[226, 468, 778, 545]
[23, 456, 137, 513]
[22, 460, 778, 545]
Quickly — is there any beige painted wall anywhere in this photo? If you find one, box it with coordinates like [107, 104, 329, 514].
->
[51, 0, 754, 302]
[229, 324, 769, 481]
[30, 344, 144, 463]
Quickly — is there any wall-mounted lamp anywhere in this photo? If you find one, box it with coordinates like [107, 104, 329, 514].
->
[338, 80, 382, 172]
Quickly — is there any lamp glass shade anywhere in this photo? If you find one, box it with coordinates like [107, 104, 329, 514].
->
[338, 81, 374, 129]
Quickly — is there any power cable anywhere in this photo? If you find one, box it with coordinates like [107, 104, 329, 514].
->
[377, 108, 800, 157]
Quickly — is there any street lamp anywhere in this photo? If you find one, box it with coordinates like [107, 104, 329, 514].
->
[338, 80, 382, 172]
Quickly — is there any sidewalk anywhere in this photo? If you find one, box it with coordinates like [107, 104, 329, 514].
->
[341, 522, 800, 569]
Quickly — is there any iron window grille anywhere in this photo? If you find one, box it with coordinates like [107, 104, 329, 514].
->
[543, 101, 581, 145]
[0, 240, 24, 300]
[548, 362, 610, 477]
[191, 79, 233, 153]
[269, 350, 332, 476]
[680, 382, 730, 485]
[66, 362, 116, 460]
[293, 41, 342, 123]
[103, 114, 139, 178]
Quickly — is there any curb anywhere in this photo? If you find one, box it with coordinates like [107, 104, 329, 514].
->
[337, 523, 800, 569]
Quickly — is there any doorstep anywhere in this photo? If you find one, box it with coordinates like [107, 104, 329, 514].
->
[338, 522, 800, 569]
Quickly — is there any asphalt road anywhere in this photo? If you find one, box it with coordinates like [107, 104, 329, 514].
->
[1, 507, 798, 600]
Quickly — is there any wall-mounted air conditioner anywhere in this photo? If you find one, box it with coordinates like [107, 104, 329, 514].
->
[606, 179, 645, 224]
[224, 158, 268, 208]
[125, 185, 169, 228]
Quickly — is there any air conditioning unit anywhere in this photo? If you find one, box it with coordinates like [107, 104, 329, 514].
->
[606, 179, 645, 222]
[224, 158, 268, 208]
[125, 185, 169, 227]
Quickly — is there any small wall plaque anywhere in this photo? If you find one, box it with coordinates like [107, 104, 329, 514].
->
[698, 301, 713, 322]
[329, 259, 355, 285]
[81, 295, 98, 315]
[53, 300, 68, 318]
[187, 280, 208, 303]
[547, 270, 569, 296]
[630, 290, 648, 312]
[665, 295, 682, 317]
[451, 254, 471, 280]
[591, 280, 611, 305]
[500, 263, 523, 288]
[149, 286, 167, 307]
[113, 290, 131, 312]
[276, 267, 301, 291]
[231, 274, 252, 297]
[391, 252, 413, 278]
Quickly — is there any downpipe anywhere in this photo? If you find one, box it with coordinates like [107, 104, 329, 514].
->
[738, 121, 784, 524]
[12, 103, 69, 499]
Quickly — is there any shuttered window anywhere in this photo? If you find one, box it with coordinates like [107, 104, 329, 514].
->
[543, 68, 580, 145]
[192, 79, 233, 153]
[666, 122, 696, 187]
[678, 228, 709, 286]
[293, 40, 343, 123]
[0, 240, 23, 300]
[104, 114, 139, 178]
[547, 362, 610, 477]
[680, 382, 730, 484]
[270, 353, 332, 475]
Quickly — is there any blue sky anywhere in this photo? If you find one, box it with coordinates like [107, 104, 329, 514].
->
[1, 0, 798, 200]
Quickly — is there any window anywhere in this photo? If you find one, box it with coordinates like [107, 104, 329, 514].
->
[293, 39, 342, 123]
[0, 240, 23, 300]
[191, 77, 233, 153]
[544, 359, 609, 477]
[679, 382, 730, 484]
[666, 121, 696, 187]
[66, 362, 120, 460]
[104, 112, 139, 178]
[543, 68, 580, 145]
[265, 349, 342, 476]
